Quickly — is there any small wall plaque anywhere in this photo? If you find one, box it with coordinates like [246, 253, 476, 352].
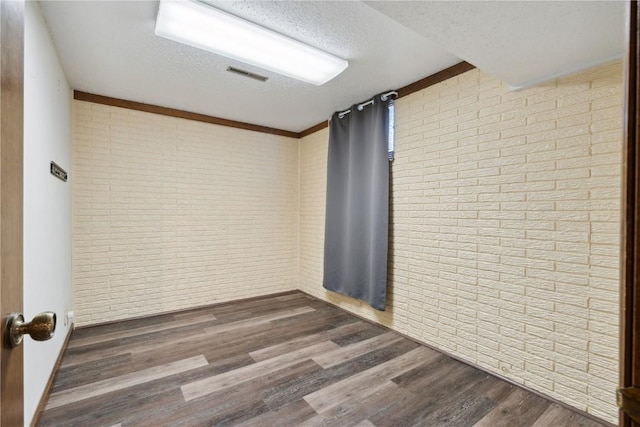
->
[50, 161, 68, 182]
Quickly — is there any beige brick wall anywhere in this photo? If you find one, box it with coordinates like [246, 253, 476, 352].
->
[73, 101, 299, 326]
[298, 61, 623, 422]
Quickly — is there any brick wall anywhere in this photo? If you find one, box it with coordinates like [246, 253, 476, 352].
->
[298, 61, 623, 422]
[72, 101, 299, 325]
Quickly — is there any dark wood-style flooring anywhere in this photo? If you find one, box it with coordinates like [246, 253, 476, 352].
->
[39, 291, 607, 427]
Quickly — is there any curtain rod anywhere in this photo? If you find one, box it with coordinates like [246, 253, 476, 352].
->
[337, 90, 398, 119]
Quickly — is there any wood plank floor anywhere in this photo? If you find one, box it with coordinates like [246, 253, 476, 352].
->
[39, 291, 607, 427]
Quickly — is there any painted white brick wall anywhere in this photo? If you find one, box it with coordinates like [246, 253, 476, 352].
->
[298, 61, 623, 423]
[72, 101, 299, 326]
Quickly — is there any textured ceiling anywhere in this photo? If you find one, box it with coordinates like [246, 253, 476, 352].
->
[39, 1, 624, 133]
[39, 1, 459, 133]
[367, 1, 625, 90]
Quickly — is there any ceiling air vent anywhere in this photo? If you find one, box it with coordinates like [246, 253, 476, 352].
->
[226, 66, 268, 82]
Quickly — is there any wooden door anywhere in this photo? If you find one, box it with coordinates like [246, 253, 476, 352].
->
[621, 1, 640, 426]
[0, 0, 24, 425]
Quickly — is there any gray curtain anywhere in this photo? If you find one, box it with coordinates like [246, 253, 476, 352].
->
[323, 93, 391, 310]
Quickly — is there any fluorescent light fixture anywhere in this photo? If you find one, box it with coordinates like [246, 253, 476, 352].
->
[155, 0, 349, 86]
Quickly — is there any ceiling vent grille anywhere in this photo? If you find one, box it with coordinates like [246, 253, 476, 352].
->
[226, 66, 268, 82]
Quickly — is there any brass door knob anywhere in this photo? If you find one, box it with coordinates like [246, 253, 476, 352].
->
[6, 312, 56, 348]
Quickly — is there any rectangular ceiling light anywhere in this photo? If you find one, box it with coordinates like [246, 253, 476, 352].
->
[155, 0, 349, 86]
